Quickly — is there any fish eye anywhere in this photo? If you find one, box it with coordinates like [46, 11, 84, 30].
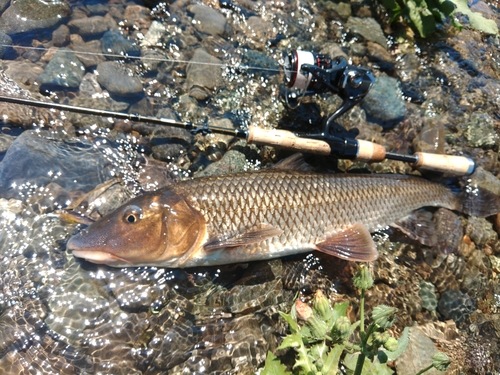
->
[122, 205, 143, 224]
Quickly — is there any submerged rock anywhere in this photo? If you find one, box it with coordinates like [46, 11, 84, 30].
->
[464, 112, 498, 148]
[346, 17, 386, 47]
[0, 31, 12, 58]
[0, 0, 70, 35]
[189, 4, 229, 37]
[68, 15, 112, 37]
[96, 61, 143, 97]
[361, 76, 406, 127]
[0, 130, 114, 199]
[101, 29, 141, 59]
[186, 48, 224, 100]
[438, 289, 475, 325]
[38, 49, 86, 92]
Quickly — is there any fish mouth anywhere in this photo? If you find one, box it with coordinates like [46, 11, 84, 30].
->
[70, 249, 133, 266]
[68, 235, 132, 266]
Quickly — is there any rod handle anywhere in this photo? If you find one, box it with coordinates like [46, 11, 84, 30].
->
[356, 139, 386, 162]
[413, 152, 476, 175]
[247, 127, 332, 155]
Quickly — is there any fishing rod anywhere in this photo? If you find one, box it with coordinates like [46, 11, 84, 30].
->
[0, 47, 475, 176]
[0, 94, 475, 176]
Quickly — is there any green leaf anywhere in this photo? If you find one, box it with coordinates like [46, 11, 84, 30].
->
[279, 311, 299, 334]
[343, 353, 394, 375]
[294, 340, 316, 374]
[322, 344, 344, 374]
[260, 351, 292, 375]
[449, 0, 499, 34]
[310, 341, 329, 363]
[437, 0, 456, 15]
[277, 333, 303, 350]
[381, 326, 410, 362]
[331, 301, 349, 322]
[407, 0, 438, 37]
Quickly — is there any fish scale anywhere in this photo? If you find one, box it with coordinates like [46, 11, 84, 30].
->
[168, 171, 459, 265]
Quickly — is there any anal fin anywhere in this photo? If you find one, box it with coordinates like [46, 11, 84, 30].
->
[204, 223, 283, 251]
[391, 209, 437, 246]
[315, 223, 378, 262]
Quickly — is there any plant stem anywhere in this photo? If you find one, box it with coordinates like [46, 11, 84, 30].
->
[359, 288, 365, 335]
[353, 288, 366, 375]
[415, 364, 434, 375]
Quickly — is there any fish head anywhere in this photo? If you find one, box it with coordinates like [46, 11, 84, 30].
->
[67, 190, 206, 267]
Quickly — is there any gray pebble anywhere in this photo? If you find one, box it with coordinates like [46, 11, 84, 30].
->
[96, 61, 143, 97]
[464, 112, 498, 148]
[0, 30, 12, 59]
[189, 4, 229, 37]
[346, 17, 386, 47]
[38, 48, 86, 92]
[0, 0, 70, 35]
[438, 289, 475, 325]
[186, 49, 224, 100]
[361, 76, 406, 127]
[52, 24, 70, 47]
[68, 16, 111, 37]
[101, 29, 141, 59]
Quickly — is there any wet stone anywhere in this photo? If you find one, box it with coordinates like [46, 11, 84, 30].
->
[96, 61, 143, 97]
[186, 48, 224, 100]
[71, 38, 106, 67]
[395, 327, 442, 375]
[464, 112, 498, 148]
[101, 29, 141, 59]
[419, 280, 438, 312]
[38, 49, 86, 92]
[361, 76, 406, 127]
[68, 16, 112, 37]
[0, 0, 71, 35]
[189, 4, 229, 37]
[346, 17, 386, 47]
[319, 0, 351, 18]
[438, 289, 476, 325]
[0, 0, 8, 13]
[466, 216, 498, 247]
[52, 24, 70, 47]
[195, 147, 248, 177]
[0, 130, 114, 199]
[0, 31, 12, 59]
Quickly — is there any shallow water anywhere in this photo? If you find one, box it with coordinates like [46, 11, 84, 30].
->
[0, 0, 500, 373]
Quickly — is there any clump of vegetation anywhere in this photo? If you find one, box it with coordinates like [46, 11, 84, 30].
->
[260, 265, 451, 375]
[378, 0, 498, 37]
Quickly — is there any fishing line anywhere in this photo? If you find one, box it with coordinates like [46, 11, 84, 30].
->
[0, 43, 288, 74]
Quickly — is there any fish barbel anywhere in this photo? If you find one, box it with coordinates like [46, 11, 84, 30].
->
[67, 170, 499, 268]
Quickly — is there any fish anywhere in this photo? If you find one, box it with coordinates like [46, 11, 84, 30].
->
[66, 169, 500, 268]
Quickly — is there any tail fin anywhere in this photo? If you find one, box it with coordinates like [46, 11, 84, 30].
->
[459, 185, 500, 217]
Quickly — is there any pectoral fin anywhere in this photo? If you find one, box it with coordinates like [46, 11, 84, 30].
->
[315, 223, 378, 262]
[391, 210, 437, 246]
[204, 223, 283, 251]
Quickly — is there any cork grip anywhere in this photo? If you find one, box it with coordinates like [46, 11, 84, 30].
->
[414, 152, 476, 175]
[355, 139, 386, 162]
[247, 127, 332, 155]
